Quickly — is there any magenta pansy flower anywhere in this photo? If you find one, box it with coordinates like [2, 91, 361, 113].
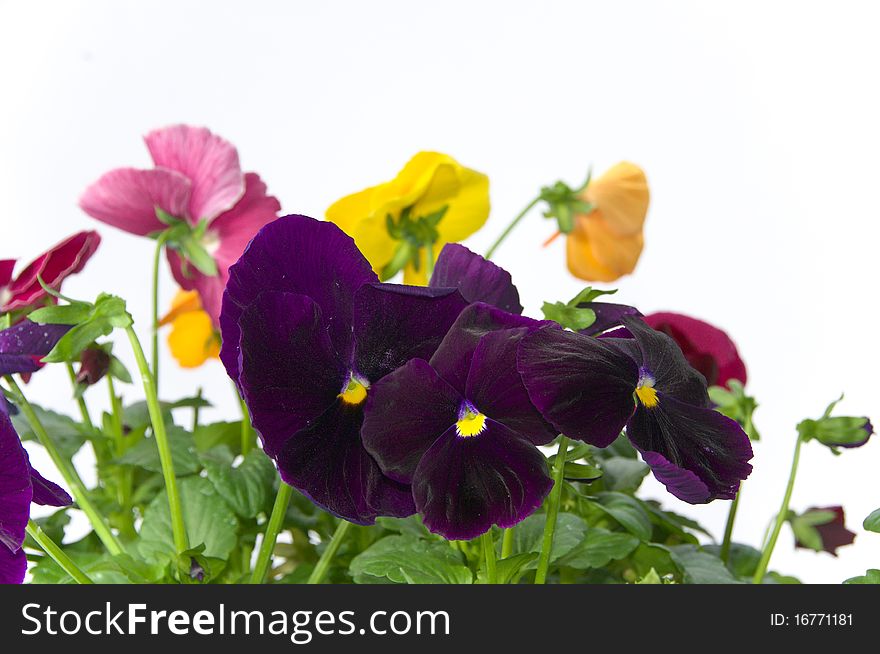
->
[644, 312, 747, 388]
[0, 231, 100, 314]
[79, 125, 280, 322]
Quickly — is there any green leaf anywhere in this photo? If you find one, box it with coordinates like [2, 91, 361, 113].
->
[477, 552, 538, 584]
[202, 447, 277, 518]
[559, 527, 639, 569]
[177, 236, 219, 276]
[374, 516, 437, 540]
[709, 380, 760, 441]
[107, 355, 132, 384]
[28, 303, 92, 325]
[30, 553, 166, 584]
[600, 456, 649, 492]
[563, 462, 603, 481]
[350, 535, 473, 584]
[139, 476, 239, 563]
[506, 513, 587, 567]
[636, 568, 664, 584]
[541, 302, 596, 331]
[117, 425, 201, 476]
[12, 405, 89, 459]
[844, 569, 880, 584]
[193, 421, 243, 453]
[705, 543, 762, 579]
[628, 543, 680, 579]
[669, 545, 742, 584]
[864, 509, 880, 533]
[594, 492, 653, 541]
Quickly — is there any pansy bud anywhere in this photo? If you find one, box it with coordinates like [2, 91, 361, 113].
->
[792, 506, 855, 556]
[798, 415, 873, 449]
[75, 347, 111, 387]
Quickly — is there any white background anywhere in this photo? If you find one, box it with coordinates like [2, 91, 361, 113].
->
[1, 0, 877, 583]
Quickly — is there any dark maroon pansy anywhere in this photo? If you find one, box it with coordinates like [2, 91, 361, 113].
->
[644, 312, 747, 388]
[429, 244, 523, 314]
[519, 315, 753, 504]
[223, 215, 469, 524]
[362, 303, 557, 540]
[795, 506, 856, 556]
[0, 406, 71, 585]
[75, 347, 111, 387]
[0, 231, 100, 314]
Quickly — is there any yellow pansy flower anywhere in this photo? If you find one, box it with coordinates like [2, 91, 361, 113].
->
[327, 152, 490, 285]
[159, 289, 221, 368]
[566, 162, 649, 282]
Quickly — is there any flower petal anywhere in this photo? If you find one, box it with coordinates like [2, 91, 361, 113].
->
[220, 215, 378, 384]
[518, 327, 639, 447]
[79, 167, 191, 235]
[0, 545, 26, 585]
[169, 173, 281, 324]
[352, 283, 467, 383]
[466, 329, 558, 446]
[430, 243, 523, 314]
[276, 400, 415, 524]
[145, 125, 244, 223]
[413, 419, 552, 540]
[0, 321, 70, 377]
[237, 291, 346, 458]
[167, 310, 220, 369]
[3, 231, 101, 312]
[619, 316, 710, 407]
[626, 393, 753, 502]
[0, 412, 32, 556]
[582, 162, 649, 236]
[27, 461, 72, 507]
[578, 302, 642, 336]
[0, 260, 15, 289]
[430, 302, 550, 394]
[581, 214, 644, 278]
[645, 312, 747, 388]
[362, 358, 462, 484]
[795, 506, 856, 556]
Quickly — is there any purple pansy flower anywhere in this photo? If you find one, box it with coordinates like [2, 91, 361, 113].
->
[578, 302, 642, 337]
[429, 244, 523, 315]
[519, 315, 753, 503]
[1, 403, 72, 584]
[362, 303, 557, 540]
[221, 215, 475, 524]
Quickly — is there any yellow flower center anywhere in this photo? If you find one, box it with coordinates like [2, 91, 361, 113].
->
[456, 407, 487, 437]
[339, 376, 369, 405]
[635, 375, 659, 408]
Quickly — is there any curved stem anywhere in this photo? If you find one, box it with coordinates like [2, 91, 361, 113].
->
[26, 520, 94, 584]
[482, 531, 497, 584]
[239, 392, 254, 456]
[125, 326, 188, 554]
[720, 487, 743, 564]
[485, 195, 541, 260]
[250, 483, 293, 584]
[151, 232, 169, 395]
[65, 363, 93, 430]
[4, 376, 123, 555]
[307, 519, 352, 585]
[535, 435, 568, 584]
[501, 528, 514, 559]
[752, 436, 803, 584]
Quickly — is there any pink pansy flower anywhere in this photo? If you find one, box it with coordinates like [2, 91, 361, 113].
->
[0, 231, 101, 314]
[79, 125, 280, 323]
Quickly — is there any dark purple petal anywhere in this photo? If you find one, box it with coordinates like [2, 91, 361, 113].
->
[276, 400, 414, 524]
[220, 215, 377, 384]
[795, 506, 856, 556]
[362, 359, 462, 484]
[626, 393, 753, 502]
[579, 302, 643, 336]
[518, 328, 639, 447]
[645, 312, 747, 388]
[431, 302, 552, 394]
[27, 460, 72, 507]
[466, 329, 558, 446]
[0, 412, 31, 556]
[413, 420, 552, 540]
[238, 291, 347, 458]
[352, 283, 467, 382]
[0, 545, 26, 585]
[0, 321, 70, 377]
[619, 316, 709, 407]
[429, 243, 523, 314]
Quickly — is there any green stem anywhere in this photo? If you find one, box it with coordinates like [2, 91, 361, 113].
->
[125, 326, 188, 554]
[720, 487, 742, 564]
[4, 376, 123, 555]
[485, 195, 541, 260]
[26, 520, 94, 584]
[250, 483, 293, 584]
[752, 436, 803, 584]
[107, 376, 135, 539]
[239, 391, 254, 455]
[501, 528, 514, 559]
[425, 241, 435, 283]
[482, 531, 497, 584]
[307, 519, 352, 585]
[151, 232, 169, 395]
[65, 363, 93, 430]
[192, 387, 203, 432]
[535, 435, 568, 584]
